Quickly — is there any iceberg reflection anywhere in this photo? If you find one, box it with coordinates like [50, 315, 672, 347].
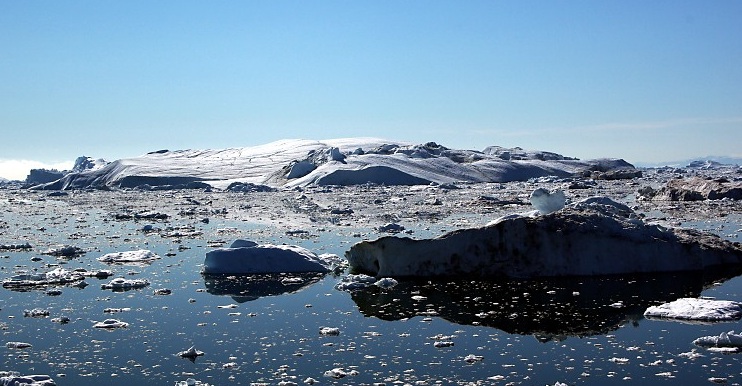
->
[202, 273, 324, 303]
[348, 267, 742, 341]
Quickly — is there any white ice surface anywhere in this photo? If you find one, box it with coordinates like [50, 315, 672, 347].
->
[34, 138, 634, 189]
[644, 298, 742, 322]
[202, 240, 332, 274]
[100, 278, 150, 290]
[0, 373, 55, 386]
[693, 331, 742, 348]
[97, 249, 160, 263]
[2, 268, 83, 287]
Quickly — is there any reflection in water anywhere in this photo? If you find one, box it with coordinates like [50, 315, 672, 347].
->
[203, 273, 324, 303]
[349, 267, 742, 341]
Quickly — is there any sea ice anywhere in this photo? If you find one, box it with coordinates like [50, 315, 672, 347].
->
[2, 268, 84, 288]
[692, 331, 742, 349]
[202, 240, 333, 274]
[644, 298, 742, 322]
[97, 249, 160, 263]
[100, 277, 150, 290]
[334, 274, 377, 291]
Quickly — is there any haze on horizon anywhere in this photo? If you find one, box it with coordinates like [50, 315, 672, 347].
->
[1, 1, 740, 180]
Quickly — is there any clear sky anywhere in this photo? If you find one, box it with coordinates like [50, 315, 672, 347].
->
[1, 1, 741, 179]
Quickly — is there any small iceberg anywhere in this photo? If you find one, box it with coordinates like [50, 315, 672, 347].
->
[693, 331, 742, 351]
[41, 244, 85, 257]
[97, 249, 160, 264]
[93, 319, 129, 329]
[644, 298, 742, 323]
[177, 345, 205, 359]
[202, 240, 336, 274]
[100, 278, 150, 291]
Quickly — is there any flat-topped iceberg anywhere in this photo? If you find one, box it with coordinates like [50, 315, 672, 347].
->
[97, 249, 160, 264]
[346, 195, 742, 278]
[202, 239, 337, 275]
[644, 298, 742, 322]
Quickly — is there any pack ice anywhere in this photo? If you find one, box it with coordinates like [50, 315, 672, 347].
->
[202, 240, 336, 274]
[0, 372, 55, 386]
[346, 195, 742, 278]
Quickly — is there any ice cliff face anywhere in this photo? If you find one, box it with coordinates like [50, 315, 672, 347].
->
[345, 197, 742, 278]
[29, 138, 638, 190]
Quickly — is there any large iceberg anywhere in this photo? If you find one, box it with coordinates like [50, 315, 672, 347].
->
[345, 196, 742, 278]
[29, 138, 638, 190]
[202, 240, 335, 275]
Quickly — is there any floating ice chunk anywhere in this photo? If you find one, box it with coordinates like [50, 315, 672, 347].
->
[530, 188, 565, 214]
[202, 241, 332, 274]
[93, 319, 128, 329]
[644, 298, 742, 322]
[100, 277, 150, 290]
[374, 277, 398, 289]
[693, 331, 742, 350]
[42, 244, 84, 257]
[0, 372, 55, 386]
[2, 268, 84, 288]
[377, 223, 405, 233]
[334, 274, 377, 291]
[323, 368, 348, 379]
[319, 327, 340, 336]
[5, 342, 32, 349]
[463, 354, 484, 363]
[178, 345, 205, 358]
[97, 249, 160, 263]
[23, 309, 49, 318]
[174, 378, 212, 386]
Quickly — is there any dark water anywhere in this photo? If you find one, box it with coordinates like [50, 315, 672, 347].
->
[1, 197, 741, 385]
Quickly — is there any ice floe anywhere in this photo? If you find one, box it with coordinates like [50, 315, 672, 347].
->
[529, 188, 565, 214]
[100, 277, 150, 290]
[2, 268, 84, 288]
[644, 298, 742, 322]
[346, 195, 742, 278]
[692, 331, 742, 351]
[202, 239, 336, 274]
[97, 249, 160, 264]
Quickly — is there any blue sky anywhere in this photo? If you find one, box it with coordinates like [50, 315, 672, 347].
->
[1, 1, 741, 179]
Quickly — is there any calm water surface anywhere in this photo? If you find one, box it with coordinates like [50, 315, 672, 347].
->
[1, 194, 741, 385]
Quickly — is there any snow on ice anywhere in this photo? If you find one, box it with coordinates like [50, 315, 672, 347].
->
[644, 298, 742, 322]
